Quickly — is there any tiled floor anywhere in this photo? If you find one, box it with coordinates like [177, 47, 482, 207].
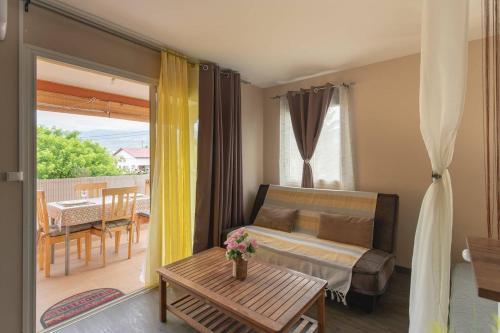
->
[36, 224, 149, 332]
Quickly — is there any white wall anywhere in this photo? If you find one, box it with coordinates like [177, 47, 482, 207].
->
[115, 151, 150, 171]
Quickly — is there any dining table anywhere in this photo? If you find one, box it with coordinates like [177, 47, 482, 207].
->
[46, 194, 150, 275]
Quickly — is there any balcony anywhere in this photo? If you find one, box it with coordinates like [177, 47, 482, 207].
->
[36, 174, 150, 331]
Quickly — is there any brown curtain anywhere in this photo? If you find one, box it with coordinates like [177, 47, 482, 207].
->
[193, 63, 244, 252]
[286, 85, 335, 188]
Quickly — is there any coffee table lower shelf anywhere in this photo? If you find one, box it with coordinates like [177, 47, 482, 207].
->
[168, 294, 318, 333]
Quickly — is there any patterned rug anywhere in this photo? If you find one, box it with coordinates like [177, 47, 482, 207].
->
[40, 288, 125, 328]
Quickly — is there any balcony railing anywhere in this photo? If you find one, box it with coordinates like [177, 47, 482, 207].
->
[37, 174, 150, 202]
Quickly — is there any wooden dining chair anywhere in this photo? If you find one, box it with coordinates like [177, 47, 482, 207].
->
[135, 178, 151, 243]
[91, 186, 137, 267]
[74, 182, 107, 199]
[36, 191, 92, 277]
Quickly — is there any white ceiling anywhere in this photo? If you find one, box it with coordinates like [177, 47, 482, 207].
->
[54, 0, 482, 87]
[37, 58, 150, 99]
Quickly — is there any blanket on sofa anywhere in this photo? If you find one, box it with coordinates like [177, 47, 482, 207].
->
[248, 185, 378, 304]
[264, 185, 378, 235]
[246, 226, 369, 304]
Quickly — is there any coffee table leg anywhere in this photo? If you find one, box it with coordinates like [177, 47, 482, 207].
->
[160, 277, 167, 322]
[317, 294, 325, 333]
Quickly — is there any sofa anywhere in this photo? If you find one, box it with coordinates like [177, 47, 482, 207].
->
[222, 184, 399, 312]
[449, 263, 498, 332]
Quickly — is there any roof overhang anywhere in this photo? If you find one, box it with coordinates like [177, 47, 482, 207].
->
[37, 80, 150, 122]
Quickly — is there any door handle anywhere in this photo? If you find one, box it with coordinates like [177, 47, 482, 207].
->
[5, 171, 24, 182]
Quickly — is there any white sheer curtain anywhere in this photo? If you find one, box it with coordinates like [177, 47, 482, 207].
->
[279, 87, 354, 190]
[339, 86, 355, 190]
[409, 0, 469, 332]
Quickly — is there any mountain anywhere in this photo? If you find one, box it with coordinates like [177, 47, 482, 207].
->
[79, 129, 149, 153]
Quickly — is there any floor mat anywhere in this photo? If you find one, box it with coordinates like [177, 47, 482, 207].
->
[40, 288, 125, 328]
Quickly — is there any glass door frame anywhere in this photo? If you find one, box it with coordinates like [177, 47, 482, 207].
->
[21, 44, 157, 333]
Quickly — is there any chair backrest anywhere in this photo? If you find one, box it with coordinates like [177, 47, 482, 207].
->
[101, 186, 138, 223]
[36, 190, 49, 233]
[74, 182, 107, 198]
[145, 179, 151, 195]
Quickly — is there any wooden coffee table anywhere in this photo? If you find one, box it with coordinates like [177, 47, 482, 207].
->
[157, 247, 327, 333]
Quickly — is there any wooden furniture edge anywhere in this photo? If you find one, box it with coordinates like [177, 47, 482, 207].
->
[157, 248, 328, 332]
[159, 272, 281, 332]
[158, 247, 328, 285]
[280, 291, 323, 331]
[466, 236, 500, 302]
[166, 291, 320, 333]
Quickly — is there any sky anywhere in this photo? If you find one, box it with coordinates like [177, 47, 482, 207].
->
[37, 110, 149, 133]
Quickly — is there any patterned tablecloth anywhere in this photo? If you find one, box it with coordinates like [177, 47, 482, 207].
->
[47, 194, 150, 228]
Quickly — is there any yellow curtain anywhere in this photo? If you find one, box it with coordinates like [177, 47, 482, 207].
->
[145, 52, 196, 286]
[188, 64, 199, 237]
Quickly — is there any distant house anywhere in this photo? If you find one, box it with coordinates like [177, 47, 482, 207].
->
[113, 147, 150, 173]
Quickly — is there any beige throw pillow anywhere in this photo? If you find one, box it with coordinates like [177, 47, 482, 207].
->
[317, 213, 374, 248]
[253, 206, 297, 233]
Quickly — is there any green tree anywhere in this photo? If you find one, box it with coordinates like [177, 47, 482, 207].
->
[37, 126, 123, 179]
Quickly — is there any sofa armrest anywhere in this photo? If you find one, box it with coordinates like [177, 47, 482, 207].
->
[249, 184, 270, 224]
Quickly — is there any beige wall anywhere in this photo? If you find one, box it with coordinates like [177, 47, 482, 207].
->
[24, 6, 161, 79]
[0, 1, 22, 331]
[263, 39, 487, 268]
[241, 84, 264, 221]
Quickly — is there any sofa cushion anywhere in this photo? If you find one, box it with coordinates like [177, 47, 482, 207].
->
[318, 213, 374, 248]
[449, 263, 498, 333]
[253, 206, 297, 233]
[351, 249, 395, 295]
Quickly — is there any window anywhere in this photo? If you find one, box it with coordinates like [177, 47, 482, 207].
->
[279, 94, 350, 189]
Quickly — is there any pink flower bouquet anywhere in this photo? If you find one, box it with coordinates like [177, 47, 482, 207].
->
[224, 227, 258, 261]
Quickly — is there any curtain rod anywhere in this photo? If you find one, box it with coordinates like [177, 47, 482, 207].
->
[269, 82, 355, 99]
[26, 0, 252, 85]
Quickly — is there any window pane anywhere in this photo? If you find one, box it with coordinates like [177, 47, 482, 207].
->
[279, 98, 302, 187]
[311, 105, 341, 188]
[280, 100, 341, 189]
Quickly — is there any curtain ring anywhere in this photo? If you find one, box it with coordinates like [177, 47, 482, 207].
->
[200, 64, 209, 71]
[432, 172, 442, 182]
[313, 88, 319, 93]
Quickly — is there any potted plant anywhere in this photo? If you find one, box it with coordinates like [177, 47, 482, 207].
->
[224, 228, 258, 280]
